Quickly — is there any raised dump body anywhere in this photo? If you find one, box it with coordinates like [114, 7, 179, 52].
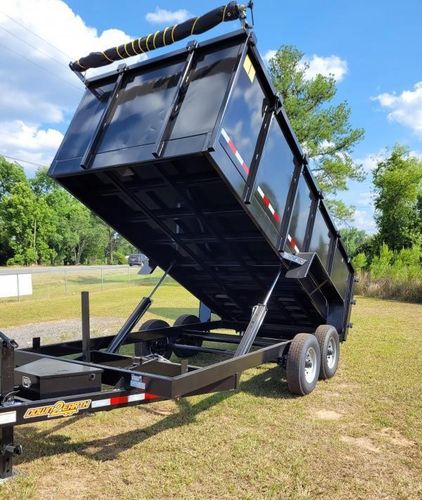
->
[49, 30, 354, 340]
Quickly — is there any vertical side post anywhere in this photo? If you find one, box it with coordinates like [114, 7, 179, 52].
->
[243, 105, 273, 204]
[0, 332, 19, 479]
[81, 291, 91, 362]
[277, 156, 303, 252]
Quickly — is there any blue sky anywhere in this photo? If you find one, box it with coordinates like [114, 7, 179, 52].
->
[1, 0, 421, 232]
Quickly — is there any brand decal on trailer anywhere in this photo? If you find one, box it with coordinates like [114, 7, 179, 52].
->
[23, 399, 92, 419]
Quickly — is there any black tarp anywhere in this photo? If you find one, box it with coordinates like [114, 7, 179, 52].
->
[70, 2, 242, 72]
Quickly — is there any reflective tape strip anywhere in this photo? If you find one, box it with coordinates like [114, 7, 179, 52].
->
[0, 411, 16, 425]
[91, 393, 158, 409]
[287, 234, 300, 254]
[91, 398, 111, 408]
[221, 128, 250, 175]
[256, 185, 282, 225]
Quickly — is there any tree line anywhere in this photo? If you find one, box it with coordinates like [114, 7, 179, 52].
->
[0, 157, 134, 266]
[341, 146, 422, 302]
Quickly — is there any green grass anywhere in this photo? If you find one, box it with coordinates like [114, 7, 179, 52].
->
[0, 289, 421, 499]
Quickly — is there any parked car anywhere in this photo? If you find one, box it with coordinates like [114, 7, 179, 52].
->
[128, 253, 148, 267]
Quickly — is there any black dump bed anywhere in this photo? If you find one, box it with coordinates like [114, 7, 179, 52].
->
[49, 30, 354, 340]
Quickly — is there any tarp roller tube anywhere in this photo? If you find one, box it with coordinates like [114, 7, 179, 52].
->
[70, 2, 242, 72]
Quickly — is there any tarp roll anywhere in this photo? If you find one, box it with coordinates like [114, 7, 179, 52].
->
[70, 2, 242, 72]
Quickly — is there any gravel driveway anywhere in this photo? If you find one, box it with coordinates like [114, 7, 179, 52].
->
[3, 317, 126, 348]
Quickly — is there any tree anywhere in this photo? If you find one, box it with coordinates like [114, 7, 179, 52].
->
[0, 181, 56, 265]
[0, 157, 31, 264]
[340, 227, 369, 256]
[373, 145, 422, 251]
[0, 156, 27, 199]
[268, 47, 365, 220]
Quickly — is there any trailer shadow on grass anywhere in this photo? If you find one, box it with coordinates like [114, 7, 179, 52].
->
[15, 367, 294, 465]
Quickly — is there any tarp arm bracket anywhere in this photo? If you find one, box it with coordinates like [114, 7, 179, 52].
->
[243, 98, 273, 204]
[153, 40, 199, 159]
[80, 63, 127, 170]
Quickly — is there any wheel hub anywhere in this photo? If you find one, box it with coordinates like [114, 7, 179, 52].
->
[304, 346, 317, 383]
[326, 338, 337, 369]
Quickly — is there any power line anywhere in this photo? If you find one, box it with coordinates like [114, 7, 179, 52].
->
[0, 10, 72, 60]
[1, 154, 48, 168]
[0, 41, 82, 92]
[0, 23, 68, 68]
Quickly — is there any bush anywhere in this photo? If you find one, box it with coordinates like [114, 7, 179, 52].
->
[355, 243, 422, 303]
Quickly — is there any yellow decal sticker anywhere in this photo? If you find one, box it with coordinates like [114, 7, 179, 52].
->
[24, 399, 91, 419]
[243, 54, 256, 83]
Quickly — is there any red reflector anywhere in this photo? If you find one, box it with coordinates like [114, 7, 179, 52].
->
[111, 396, 128, 405]
[144, 393, 159, 400]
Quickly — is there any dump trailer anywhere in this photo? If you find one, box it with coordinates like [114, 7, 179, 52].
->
[0, 3, 355, 478]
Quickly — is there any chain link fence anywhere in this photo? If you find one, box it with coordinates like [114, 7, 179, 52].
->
[0, 265, 165, 302]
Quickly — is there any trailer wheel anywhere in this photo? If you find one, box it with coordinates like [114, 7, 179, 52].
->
[173, 314, 203, 358]
[315, 325, 340, 380]
[286, 333, 321, 395]
[135, 319, 172, 359]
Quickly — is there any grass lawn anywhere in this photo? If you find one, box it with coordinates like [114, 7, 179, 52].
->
[0, 287, 421, 499]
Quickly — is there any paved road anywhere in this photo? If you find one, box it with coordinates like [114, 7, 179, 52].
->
[0, 265, 129, 275]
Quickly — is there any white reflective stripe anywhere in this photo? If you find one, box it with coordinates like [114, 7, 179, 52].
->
[221, 128, 230, 143]
[92, 399, 111, 409]
[287, 234, 292, 242]
[294, 245, 300, 253]
[127, 394, 145, 403]
[257, 186, 264, 198]
[268, 204, 275, 215]
[0, 411, 16, 425]
[234, 150, 244, 165]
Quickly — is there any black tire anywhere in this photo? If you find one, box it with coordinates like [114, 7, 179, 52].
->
[135, 319, 172, 359]
[286, 333, 321, 395]
[173, 314, 203, 358]
[315, 325, 340, 380]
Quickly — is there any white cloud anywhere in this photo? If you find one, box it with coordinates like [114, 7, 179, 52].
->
[301, 55, 348, 82]
[263, 49, 347, 81]
[146, 7, 191, 25]
[0, 0, 147, 174]
[264, 50, 277, 63]
[355, 150, 387, 173]
[409, 150, 422, 161]
[374, 82, 422, 137]
[355, 148, 422, 175]
[353, 208, 377, 233]
[0, 121, 63, 174]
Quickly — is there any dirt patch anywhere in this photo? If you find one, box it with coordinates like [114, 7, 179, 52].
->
[315, 409, 343, 420]
[378, 428, 415, 447]
[142, 406, 175, 417]
[341, 435, 381, 453]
